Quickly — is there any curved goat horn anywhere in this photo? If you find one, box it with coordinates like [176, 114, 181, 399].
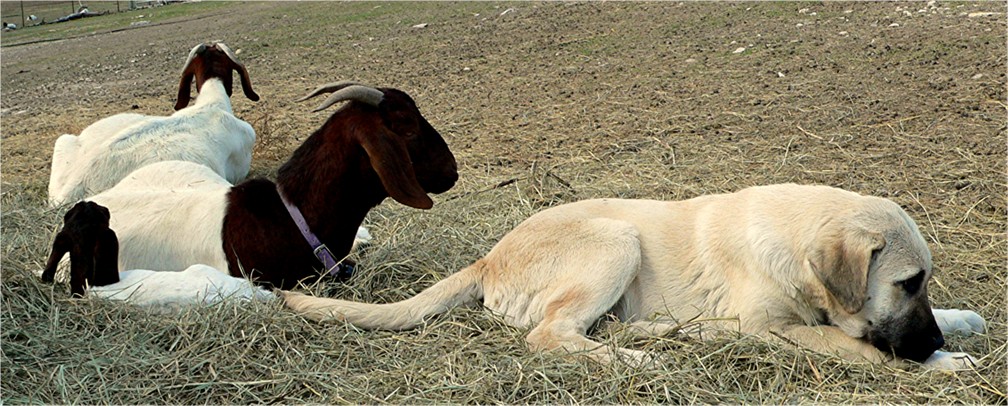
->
[216, 42, 241, 66]
[215, 42, 259, 101]
[297, 81, 384, 112]
[179, 43, 207, 75]
[295, 81, 365, 101]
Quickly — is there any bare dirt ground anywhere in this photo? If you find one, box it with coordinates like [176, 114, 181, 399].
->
[2, 2, 1005, 404]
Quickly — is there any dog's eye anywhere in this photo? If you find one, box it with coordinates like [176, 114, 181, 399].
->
[897, 270, 925, 295]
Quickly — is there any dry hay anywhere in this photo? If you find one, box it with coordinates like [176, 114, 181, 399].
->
[3, 181, 1004, 404]
[2, 1, 1006, 404]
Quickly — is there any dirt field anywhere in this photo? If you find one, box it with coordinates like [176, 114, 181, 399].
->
[2, 2, 1005, 404]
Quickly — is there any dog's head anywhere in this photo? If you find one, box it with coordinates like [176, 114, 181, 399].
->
[808, 197, 944, 363]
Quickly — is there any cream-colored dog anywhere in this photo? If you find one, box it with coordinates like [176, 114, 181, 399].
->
[283, 184, 984, 370]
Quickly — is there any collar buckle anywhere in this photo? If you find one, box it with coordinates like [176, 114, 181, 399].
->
[279, 186, 353, 280]
[313, 244, 338, 273]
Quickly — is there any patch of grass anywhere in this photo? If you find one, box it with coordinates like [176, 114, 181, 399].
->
[1, 1, 234, 46]
[573, 34, 614, 57]
[337, 2, 412, 24]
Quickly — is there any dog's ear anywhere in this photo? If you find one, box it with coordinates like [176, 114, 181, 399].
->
[810, 223, 885, 314]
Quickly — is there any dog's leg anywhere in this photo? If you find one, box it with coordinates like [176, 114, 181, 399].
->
[932, 308, 986, 337]
[775, 325, 905, 367]
[621, 314, 731, 340]
[527, 298, 655, 366]
[624, 320, 683, 338]
[780, 324, 980, 370]
[521, 218, 651, 365]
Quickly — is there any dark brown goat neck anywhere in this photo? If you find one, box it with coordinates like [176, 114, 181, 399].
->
[223, 105, 390, 288]
[276, 105, 389, 239]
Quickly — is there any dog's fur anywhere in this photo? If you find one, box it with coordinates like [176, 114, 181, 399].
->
[283, 184, 984, 369]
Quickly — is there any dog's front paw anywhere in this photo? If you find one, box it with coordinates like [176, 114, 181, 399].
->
[933, 308, 986, 336]
[923, 351, 980, 371]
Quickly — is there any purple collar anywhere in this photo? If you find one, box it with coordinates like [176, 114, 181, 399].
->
[277, 186, 350, 279]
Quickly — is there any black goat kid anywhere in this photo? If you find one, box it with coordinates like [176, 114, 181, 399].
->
[41, 201, 120, 297]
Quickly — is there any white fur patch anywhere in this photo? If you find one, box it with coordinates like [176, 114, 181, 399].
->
[89, 160, 232, 273]
[353, 226, 373, 249]
[89, 264, 274, 306]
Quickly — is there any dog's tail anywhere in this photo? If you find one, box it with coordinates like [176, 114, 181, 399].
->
[281, 262, 484, 330]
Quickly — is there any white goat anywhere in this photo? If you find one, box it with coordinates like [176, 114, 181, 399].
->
[47, 42, 260, 207]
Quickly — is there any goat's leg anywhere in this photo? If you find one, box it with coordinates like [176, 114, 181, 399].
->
[68, 250, 90, 298]
[41, 232, 71, 283]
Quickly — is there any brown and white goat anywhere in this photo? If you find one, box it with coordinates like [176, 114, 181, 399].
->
[41, 201, 274, 305]
[48, 42, 260, 206]
[41, 201, 119, 297]
[78, 82, 457, 289]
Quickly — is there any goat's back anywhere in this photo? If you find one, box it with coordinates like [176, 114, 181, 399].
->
[49, 104, 254, 205]
[89, 161, 232, 273]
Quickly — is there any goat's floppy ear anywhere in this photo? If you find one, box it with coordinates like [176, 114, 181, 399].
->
[175, 70, 195, 111]
[92, 228, 120, 286]
[810, 222, 885, 314]
[359, 127, 433, 209]
[234, 63, 259, 102]
[175, 43, 206, 110]
[216, 43, 259, 102]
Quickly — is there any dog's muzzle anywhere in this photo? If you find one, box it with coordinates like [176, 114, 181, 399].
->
[868, 308, 945, 363]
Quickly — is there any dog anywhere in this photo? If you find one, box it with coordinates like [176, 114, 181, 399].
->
[283, 184, 984, 370]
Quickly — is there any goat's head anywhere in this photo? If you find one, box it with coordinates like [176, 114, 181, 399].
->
[297, 81, 459, 209]
[48, 201, 120, 297]
[175, 42, 260, 110]
[63, 200, 110, 229]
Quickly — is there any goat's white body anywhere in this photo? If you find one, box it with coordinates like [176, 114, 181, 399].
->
[89, 264, 274, 306]
[88, 160, 232, 273]
[75, 160, 371, 276]
[48, 78, 255, 206]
